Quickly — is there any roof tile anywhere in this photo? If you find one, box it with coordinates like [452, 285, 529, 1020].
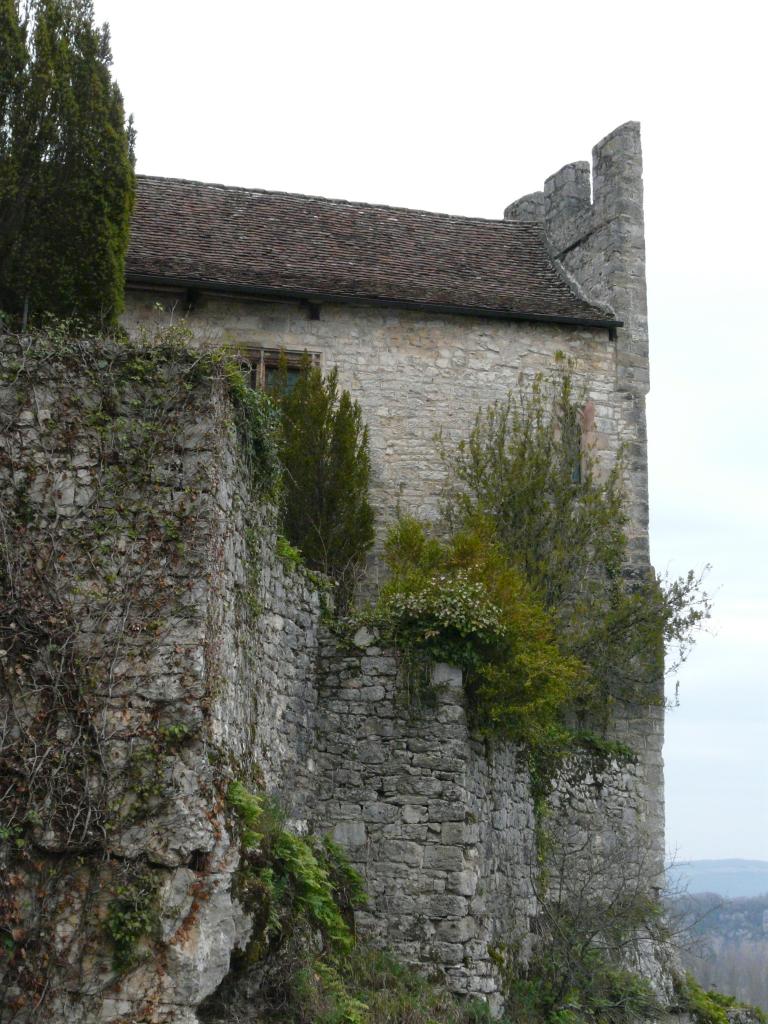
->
[126, 176, 617, 326]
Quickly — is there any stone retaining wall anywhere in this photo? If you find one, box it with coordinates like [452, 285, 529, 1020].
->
[312, 633, 537, 1005]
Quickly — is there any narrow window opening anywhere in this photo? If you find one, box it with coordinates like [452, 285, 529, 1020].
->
[561, 403, 583, 484]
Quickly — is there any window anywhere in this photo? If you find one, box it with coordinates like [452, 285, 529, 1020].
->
[247, 348, 320, 393]
[557, 399, 595, 485]
[562, 403, 583, 484]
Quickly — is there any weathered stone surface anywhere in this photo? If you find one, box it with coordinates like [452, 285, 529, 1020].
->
[310, 643, 538, 1000]
[0, 346, 321, 1023]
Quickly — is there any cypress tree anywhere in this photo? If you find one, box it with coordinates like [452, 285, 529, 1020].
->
[0, 0, 27, 286]
[274, 356, 375, 611]
[0, 0, 134, 328]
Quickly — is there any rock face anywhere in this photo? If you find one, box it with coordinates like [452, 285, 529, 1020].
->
[0, 339, 322, 1023]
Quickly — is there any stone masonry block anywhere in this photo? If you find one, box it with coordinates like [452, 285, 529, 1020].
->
[423, 846, 464, 871]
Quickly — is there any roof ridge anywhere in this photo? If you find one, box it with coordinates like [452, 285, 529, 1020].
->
[135, 174, 537, 232]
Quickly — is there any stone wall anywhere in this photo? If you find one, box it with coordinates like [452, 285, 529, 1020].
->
[208, 505, 322, 826]
[306, 635, 670, 1008]
[505, 121, 649, 567]
[312, 634, 537, 1008]
[0, 125, 672, 1022]
[0, 335, 323, 1023]
[1, 329, 670, 1022]
[504, 122, 664, 888]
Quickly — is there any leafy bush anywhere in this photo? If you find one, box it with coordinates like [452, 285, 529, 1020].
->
[497, 886, 663, 1024]
[440, 365, 709, 714]
[277, 533, 304, 571]
[271, 355, 374, 611]
[674, 973, 767, 1024]
[372, 516, 585, 748]
[502, 945, 659, 1024]
[442, 371, 626, 608]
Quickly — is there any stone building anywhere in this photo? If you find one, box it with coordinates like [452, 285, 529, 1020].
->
[0, 123, 665, 1022]
[117, 119, 664, 1008]
[122, 121, 650, 571]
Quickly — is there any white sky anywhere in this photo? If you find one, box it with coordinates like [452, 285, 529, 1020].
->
[93, 0, 768, 861]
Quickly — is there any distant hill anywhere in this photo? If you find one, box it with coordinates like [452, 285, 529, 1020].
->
[667, 859, 768, 898]
[666, 891, 768, 1012]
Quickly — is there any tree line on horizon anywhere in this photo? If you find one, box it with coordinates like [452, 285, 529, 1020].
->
[670, 892, 768, 1012]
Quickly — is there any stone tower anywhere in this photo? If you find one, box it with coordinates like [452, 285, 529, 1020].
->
[507, 121, 664, 897]
[506, 121, 650, 567]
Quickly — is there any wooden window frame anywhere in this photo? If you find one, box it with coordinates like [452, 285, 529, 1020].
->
[244, 348, 321, 389]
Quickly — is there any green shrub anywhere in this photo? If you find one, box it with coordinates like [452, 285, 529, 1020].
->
[674, 973, 767, 1024]
[323, 945, 502, 1024]
[372, 516, 585, 748]
[271, 355, 374, 612]
[498, 927, 660, 1024]
[442, 370, 626, 608]
[277, 533, 304, 571]
[227, 783, 365, 957]
[440, 365, 709, 714]
[250, 944, 503, 1024]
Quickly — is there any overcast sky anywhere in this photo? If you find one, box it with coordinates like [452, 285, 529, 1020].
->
[92, 0, 767, 862]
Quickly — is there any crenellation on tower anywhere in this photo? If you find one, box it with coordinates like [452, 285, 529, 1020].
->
[543, 160, 592, 253]
[502, 190, 544, 222]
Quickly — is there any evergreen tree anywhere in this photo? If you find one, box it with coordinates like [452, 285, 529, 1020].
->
[0, 0, 134, 327]
[274, 356, 375, 611]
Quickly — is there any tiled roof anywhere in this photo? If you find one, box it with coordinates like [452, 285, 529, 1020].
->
[126, 176, 619, 327]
